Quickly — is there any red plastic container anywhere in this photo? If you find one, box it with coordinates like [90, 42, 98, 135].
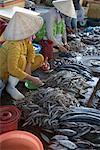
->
[0, 131, 44, 150]
[39, 39, 53, 60]
[0, 106, 21, 134]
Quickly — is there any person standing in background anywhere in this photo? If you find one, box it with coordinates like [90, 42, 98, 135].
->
[71, 0, 81, 30]
[65, 0, 84, 33]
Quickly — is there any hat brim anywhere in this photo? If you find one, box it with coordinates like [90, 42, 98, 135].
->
[3, 12, 44, 41]
[53, 0, 76, 18]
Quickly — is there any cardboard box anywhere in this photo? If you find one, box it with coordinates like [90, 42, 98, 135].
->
[87, 3, 100, 19]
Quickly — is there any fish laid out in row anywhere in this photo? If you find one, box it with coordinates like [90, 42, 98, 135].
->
[54, 64, 92, 81]
[45, 71, 90, 98]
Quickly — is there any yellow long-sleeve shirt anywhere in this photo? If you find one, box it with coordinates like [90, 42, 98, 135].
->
[0, 39, 35, 80]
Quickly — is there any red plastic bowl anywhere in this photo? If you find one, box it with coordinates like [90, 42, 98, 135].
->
[0, 130, 44, 150]
[0, 106, 21, 134]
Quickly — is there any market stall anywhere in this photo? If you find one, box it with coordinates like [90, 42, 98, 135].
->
[0, 1, 100, 150]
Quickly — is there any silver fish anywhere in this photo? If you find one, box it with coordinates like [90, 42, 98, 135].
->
[52, 135, 68, 141]
[55, 129, 77, 136]
[59, 139, 77, 149]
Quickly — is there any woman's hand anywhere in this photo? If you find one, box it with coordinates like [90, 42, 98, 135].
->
[64, 44, 70, 50]
[58, 45, 68, 52]
[41, 57, 50, 71]
[25, 62, 44, 87]
[25, 74, 44, 86]
[66, 27, 75, 34]
[31, 77, 44, 86]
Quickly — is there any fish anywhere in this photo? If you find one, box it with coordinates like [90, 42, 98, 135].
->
[59, 139, 77, 149]
[61, 114, 100, 126]
[51, 135, 68, 141]
[71, 63, 92, 74]
[90, 130, 100, 134]
[76, 140, 93, 148]
[69, 107, 100, 115]
[55, 65, 92, 80]
[60, 112, 100, 120]
[55, 67, 80, 74]
[55, 64, 81, 73]
[55, 129, 77, 137]
[40, 133, 50, 143]
[48, 143, 68, 150]
[59, 122, 78, 128]
[73, 126, 91, 138]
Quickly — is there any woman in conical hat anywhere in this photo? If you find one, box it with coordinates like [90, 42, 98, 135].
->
[0, 12, 44, 100]
[43, 0, 76, 52]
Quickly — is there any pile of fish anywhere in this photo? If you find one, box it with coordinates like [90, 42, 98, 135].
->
[93, 89, 100, 109]
[68, 39, 100, 56]
[68, 40, 85, 52]
[81, 34, 100, 45]
[68, 27, 100, 56]
[47, 107, 100, 149]
[82, 45, 100, 56]
[53, 61, 92, 81]
[16, 72, 99, 149]
[45, 70, 90, 98]
[59, 106, 100, 126]
[17, 87, 79, 129]
[17, 93, 100, 149]
[58, 51, 79, 59]
[80, 26, 100, 45]
[53, 57, 78, 68]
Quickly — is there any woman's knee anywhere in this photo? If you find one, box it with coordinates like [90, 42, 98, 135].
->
[32, 54, 44, 71]
[35, 54, 44, 64]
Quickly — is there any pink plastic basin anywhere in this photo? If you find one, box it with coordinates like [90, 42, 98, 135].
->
[0, 130, 44, 150]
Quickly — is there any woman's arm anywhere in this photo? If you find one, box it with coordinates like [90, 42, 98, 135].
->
[8, 42, 27, 80]
[25, 39, 35, 74]
[26, 39, 35, 63]
[25, 74, 43, 86]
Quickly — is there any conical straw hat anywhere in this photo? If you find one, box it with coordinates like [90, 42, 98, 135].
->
[53, 0, 76, 18]
[3, 12, 43, 40]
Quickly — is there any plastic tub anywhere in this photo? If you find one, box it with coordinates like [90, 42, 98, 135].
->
[0, 106, 21, 134]
[0, 130, 44, 150]
[33, 43, 41, 54]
